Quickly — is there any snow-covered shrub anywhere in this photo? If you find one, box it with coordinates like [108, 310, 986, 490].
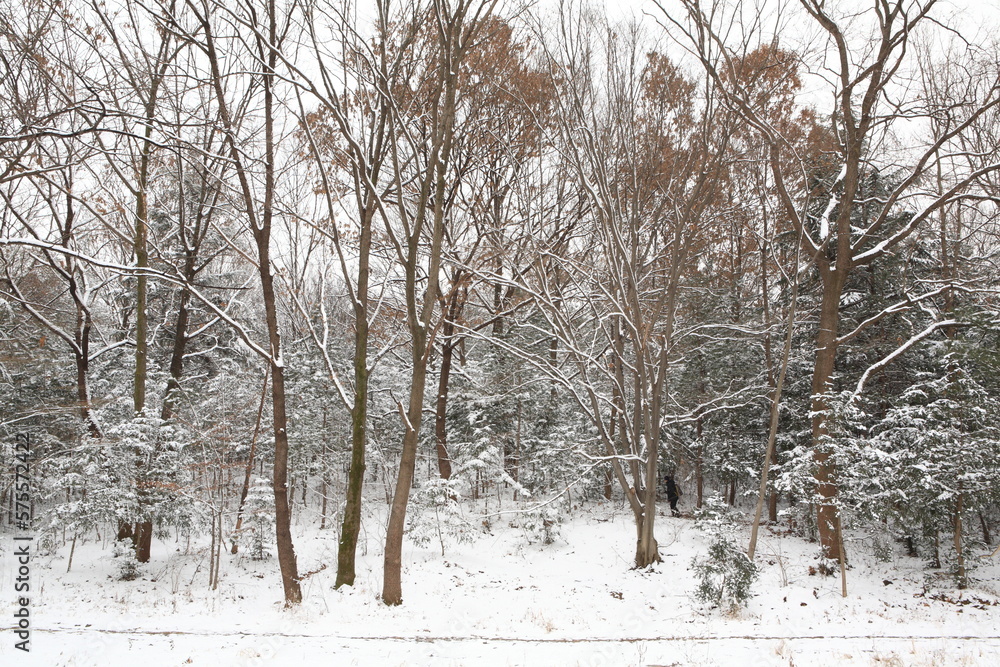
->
[519, 505, 562, 545]
[870, 532, 894, 563]
[406, 478, 473, 555]
[234, 477, 274, 560]
[692, 533, 758, 610]
[113, 538, 141, 581]
[48, 411, 196, 546]
[692, 493, 737, 532]
[691, 494, 757, 609]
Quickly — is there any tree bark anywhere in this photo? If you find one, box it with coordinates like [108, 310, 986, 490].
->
[954, 490, 967, 589]
[811, 266, 846, 561]
[132, 117, 155, 564]
[433, 282, 464, 481]
[335, 214, 371, 587]
[231, 370, 269, 554]
[196, 0, 301, 603]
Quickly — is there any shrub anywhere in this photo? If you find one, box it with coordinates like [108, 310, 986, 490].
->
[112, 538, 141, 581]
[692, 533, 758, 610]
[520, 505, 562, 545]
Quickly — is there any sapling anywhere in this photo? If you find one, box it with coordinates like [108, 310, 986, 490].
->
[691, 495, 758, 610]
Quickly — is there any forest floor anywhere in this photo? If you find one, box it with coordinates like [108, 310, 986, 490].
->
[3, 498, 999, 666]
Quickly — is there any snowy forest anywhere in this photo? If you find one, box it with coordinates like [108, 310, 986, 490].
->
[2, 0, 1000, 664]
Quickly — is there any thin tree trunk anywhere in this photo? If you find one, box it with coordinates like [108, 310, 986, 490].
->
[383, 327, 432, 605]
[749, 234, 801, 560]
[200, 0, 302, 603]
[837, 512, 848, 597]
[954, 490, 967, 589]
[335, 203, 373, 588]
[74, 336, 100, 439]
[514, 397, 522, 500]
[131, 18, 174, 563]
[381, 0, 492, 604]
[161, 280, 194, 422]
[694, 445, 705, 509]
[131, 100, 154, 564]
[383, 49, 454, 608]
[213, 510, 223, 590]
[263, 292, 300, 602]
[433, 311, 458, 480]
[232, 370, 269, 553]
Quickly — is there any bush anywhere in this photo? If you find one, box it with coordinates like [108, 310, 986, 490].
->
[691, 494, 757, 610]
[692, 533, 758, 610]
[520, 505, 562, 545]
[112, 538, 141, 581]
[406, 478, 473, 555]
[234, 477, 274, 561]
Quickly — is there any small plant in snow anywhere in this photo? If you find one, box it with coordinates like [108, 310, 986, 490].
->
[406, 478, 473, 555]
[691, 494, 757, 610]
[692, 533, 758, 610]
[520, 505, 562, 545]
[113, 538, 141, 581]
[234, 477, 274, 560]
[870, 532, 894, 563]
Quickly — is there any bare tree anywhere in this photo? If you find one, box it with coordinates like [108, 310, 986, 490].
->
[80, 0, 182, 562]
[288, 0, 405, 589]
[378, 0, 500, 606]
[515, 9, 734, 568]
[180, 0, 303, 604]
[669, 0, 1000, 562]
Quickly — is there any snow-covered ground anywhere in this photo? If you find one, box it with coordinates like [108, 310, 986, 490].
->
[3, 501, 999, 666]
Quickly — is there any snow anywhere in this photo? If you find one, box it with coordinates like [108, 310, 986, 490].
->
[4, 502, 999, 666]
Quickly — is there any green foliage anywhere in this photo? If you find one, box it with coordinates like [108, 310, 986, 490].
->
[405, 478, 474, 555]
[692, 534, 758, 610]
[48, 412, 196, 538]
[692, 533, 758, 609]
[518, 505, 562, 545]
[823, 335, 1000, 585]
[112, 538, 141, 581]
[235, 477, 275, 561]
[691, 495, 758, 610]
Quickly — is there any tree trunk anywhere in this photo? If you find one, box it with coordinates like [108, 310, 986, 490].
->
[335, 202, 373, 588]
[262, 287, 301, 604]
[231, 370, 269, 554]
[636, 344, 669, 569]
[431, 277, 468, 479]
[811, 267, 846, 562]
[74, 331, 100, 439]
[252, 0, 300, 603]
[130, 21, 173, 562]
[381, 0, 490, 605]
[695, 447, 704, 509]
[432, 303, 459, 480]
[383, 328, 431, 605]
[513, 397, 522, 495]
[161, 279, 193, 422]
[133, 192, 151, 561]
[954, 490, 967, 589]
[134, 196, 148, 417]
[384, 61, 451, 608]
